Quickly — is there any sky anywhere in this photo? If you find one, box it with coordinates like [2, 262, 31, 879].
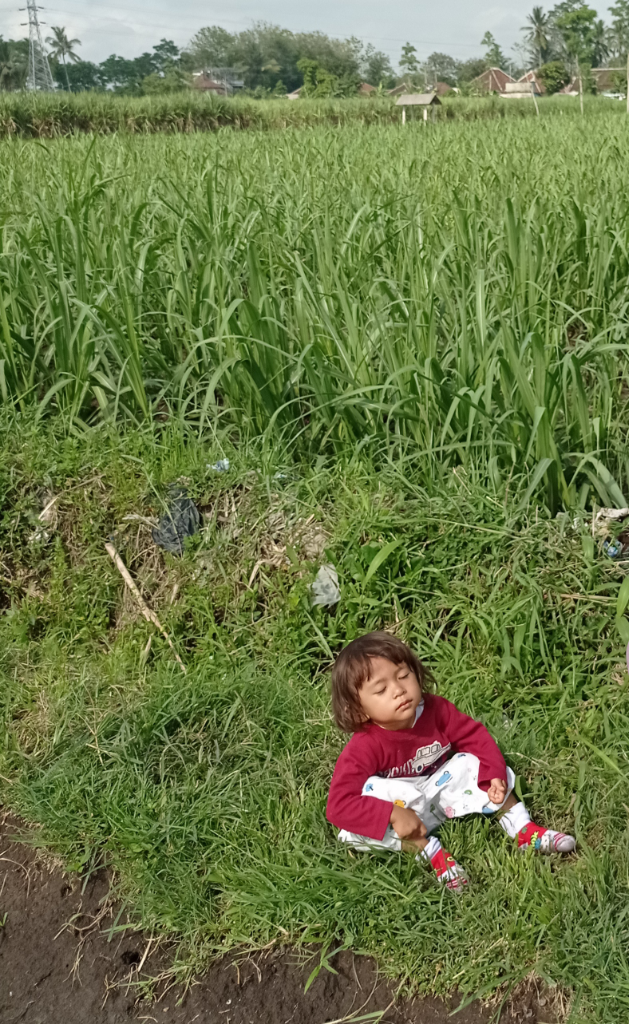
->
[0, 0, 608, 67]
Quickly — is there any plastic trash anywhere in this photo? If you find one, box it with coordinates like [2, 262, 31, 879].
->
[208, 459, 230, 473]
[152, 487, 201, 556]
[593, 507, 629, 559]
[604, 538, 626, 559]
[310, 564, 341, 607]
[29, 494, 58, 545]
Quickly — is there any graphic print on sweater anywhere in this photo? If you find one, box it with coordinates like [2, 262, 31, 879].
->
[383, 740, 451, 779]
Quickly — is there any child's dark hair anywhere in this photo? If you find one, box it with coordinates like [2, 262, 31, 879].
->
[331, 631, 433, 733]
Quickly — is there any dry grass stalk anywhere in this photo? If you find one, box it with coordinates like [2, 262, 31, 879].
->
[104, 543, 186, 674]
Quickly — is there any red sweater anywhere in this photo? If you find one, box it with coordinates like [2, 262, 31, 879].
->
[326, 694, 507, 841]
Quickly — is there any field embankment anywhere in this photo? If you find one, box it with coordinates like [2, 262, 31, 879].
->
[0, 419, 627, 1021]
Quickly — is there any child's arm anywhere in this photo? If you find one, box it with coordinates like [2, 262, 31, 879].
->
[326, 737, 397, 841]
[389, 804, 428, 842]
[434, 696, 507, 791]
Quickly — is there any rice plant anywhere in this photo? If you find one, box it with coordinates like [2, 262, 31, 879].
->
[1, 111, 629, 510]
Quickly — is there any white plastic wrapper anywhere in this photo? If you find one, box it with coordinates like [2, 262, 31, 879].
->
[310, 564, 341, 607]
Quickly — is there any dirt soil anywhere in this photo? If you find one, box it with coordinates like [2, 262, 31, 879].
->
[0, 812, 554, 1024]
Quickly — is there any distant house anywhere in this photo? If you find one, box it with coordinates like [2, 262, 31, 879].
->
[471, 68, 514, 94]
[388, 80, 452, 98]
[561, 68, 626, 96]
[192, 74, 227, 96]
[518, 70, 545, 94]
[286, 87, 302, 100]
[557, 68, 625, 95]
[592, 67, 625, 92]
[502, 80, 542, 99]
[388, 82, 415, 96]
[192, 70, 244, 96]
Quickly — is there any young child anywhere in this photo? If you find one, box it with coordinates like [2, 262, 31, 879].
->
[326, 632, 575, 891]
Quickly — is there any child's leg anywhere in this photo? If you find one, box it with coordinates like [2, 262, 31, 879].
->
[417, 835, 468, 892]
[495, 794, 576, 853]
[338, 776, 468, 892]
[425, 753, 576, 854]
[421, 752, 517, 820]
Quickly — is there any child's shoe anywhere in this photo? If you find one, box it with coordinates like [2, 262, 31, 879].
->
[517, 821, 576, 853]
[498, 801, 576, 854]
[428, 845, 469, 892]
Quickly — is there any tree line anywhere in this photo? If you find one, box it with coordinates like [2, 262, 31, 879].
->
[405, 1, 629, 93]
[1, 1, 629, 96]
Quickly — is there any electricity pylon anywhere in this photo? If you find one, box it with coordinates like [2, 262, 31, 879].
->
[22, 0, 55, 91]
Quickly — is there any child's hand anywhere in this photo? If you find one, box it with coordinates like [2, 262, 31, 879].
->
[487, 778, 507, 804]
[390, 805, 427, 841]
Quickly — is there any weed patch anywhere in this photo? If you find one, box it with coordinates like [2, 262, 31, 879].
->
[1, 418, 628, 1021]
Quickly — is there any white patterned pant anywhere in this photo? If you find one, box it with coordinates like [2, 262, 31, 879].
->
[338, 752, 516, 852]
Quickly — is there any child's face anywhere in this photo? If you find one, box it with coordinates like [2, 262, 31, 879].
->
[358, 656, 422, 730]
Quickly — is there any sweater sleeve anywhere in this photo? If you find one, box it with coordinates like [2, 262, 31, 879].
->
[433, 696, 507, 789]
[326, 734, 393, 841]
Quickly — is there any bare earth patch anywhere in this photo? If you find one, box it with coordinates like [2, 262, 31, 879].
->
[0, 814, 555, 1024]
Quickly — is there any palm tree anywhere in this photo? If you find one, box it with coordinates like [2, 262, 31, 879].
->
[592, 19, 610, 67]
[523, 6, 551, 66]
[46, 26, 81, 91]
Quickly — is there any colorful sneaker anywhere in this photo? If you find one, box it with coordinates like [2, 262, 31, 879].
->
[517, 822, 576, 853]
[430, 846, 469, 892]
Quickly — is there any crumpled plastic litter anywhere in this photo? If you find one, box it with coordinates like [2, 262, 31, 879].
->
[592, 507, 629, 559]
[208, 459, 230, 472]
[604, 538, 627, 559]
[310, 564, 341, 607]
[29, 494, 58, 545]
[152, 487, 201, 556]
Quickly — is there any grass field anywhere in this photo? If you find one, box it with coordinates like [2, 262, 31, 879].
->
[2, 112, 629, 512]
[0, 91, 615, 138]
[1, 109, 629, 1021]
[1, 420, 628, 1021]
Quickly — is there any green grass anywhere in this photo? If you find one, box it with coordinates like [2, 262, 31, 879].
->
[2, 110, 629, 1019]
[0, 91, 613, 138]
[0, 92, 400, 138]
[1, 416, 628, 1021]
[2, 111, 629, 512]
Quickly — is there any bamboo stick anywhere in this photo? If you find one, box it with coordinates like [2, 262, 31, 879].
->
[105, 542, 186, 673]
